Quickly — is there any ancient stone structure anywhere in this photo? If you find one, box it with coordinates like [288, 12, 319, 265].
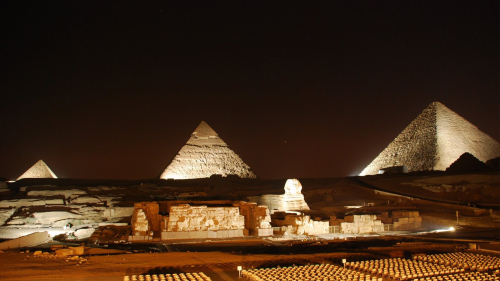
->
[0, 184, 133, 240]
[0, 231, 50, 250]
[17, 160, 57, 180]
[131, 202, 162, 238]
[392, 210, 422, 230]
[129, 201, 273, 241]
[339, 215, 384, 234]
[252, 179, 309, 213]
[360, 102, 500, 175]
[161, 204, 245, 240]
[235, 202, 272, 236]
[160, 121, 257, 179]
[273, 214, 329, 235]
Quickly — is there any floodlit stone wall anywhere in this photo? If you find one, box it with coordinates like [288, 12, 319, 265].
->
[274, 214, 329, 235]
[131, 202, 162, 236]
[167, 204, 244, 232]
[235, 202, 272, 236]
[340, 215, 384, 234]
[392, 211, 422, 230]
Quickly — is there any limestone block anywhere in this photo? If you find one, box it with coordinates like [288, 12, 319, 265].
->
[340, 215, 385, 234]
[27, 189, 86, 198]
[72, 196, 101, 204]
[167, 204, 244, 233]
[68, 246, 84, 255]
[257, 228, 273, 236]
[132, 209, 149, 234]
[55, 249, 74, 257]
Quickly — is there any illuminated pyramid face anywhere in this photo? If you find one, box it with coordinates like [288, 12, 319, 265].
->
[160, 121, 257, 179]
[17, 160, 58, 180]
[360, 102, 500, 176]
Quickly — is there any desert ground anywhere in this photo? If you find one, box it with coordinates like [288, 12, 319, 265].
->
[1, 228, 498, 281]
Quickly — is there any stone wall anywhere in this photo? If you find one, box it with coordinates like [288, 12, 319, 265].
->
[274, 214, 329, 235]
[167, 204, 244, 232]
[131, 202, 162, 237]
[234, 202, 272, 236]
[340, 215, 384, 234]
[392, 210, 422, 230]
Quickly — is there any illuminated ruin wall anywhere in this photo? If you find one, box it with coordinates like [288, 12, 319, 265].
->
[160, 121, 257, 179]
[161, 204, 245, 240]
[0, 185, 133, 240]
[340, 215, 384, 234]
[235, 202, 272, 236]
[392, 210, 422, 231]
[360, 102, 500, 175]
[129, 201, 272, 241]
[131, 202, 162, 236]
[166, 204, 244, 231]
[273, 214, 329, 235]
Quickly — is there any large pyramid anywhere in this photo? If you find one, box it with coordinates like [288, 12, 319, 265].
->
[17, 160, 58, 180]
[359, 102, 500, 176]
[160, 121, 257, 179]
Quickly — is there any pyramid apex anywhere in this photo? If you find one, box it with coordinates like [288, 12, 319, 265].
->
[193, 121, 218, 138]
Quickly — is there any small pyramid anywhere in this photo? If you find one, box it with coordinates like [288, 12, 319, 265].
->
[360, 102, 500, 175]
[160, 121, 257, 179]
[446, 152, 488, 173]
[17, 160, 58, 180]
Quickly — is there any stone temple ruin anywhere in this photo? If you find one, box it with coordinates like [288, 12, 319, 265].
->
[360, 101, 500, 175]
[160, 121, 257, 179]
[129, 201, 272, 241]
[17, 160, 58, 180]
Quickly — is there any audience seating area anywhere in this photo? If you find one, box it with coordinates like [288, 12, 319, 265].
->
[240, 253, 500, 281]
[242, 264, 382, 281]
[413, 252, 500, 272]
[412, 271, 498, 281]
[346, 258, 462, 280]
[123, 272, 211, 281]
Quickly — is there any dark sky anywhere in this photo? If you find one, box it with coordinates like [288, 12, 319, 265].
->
[1, 1, 498, 180]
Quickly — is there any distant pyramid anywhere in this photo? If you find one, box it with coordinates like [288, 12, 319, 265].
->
[17, 160, 58, 180]
[160, 121, 257, 179]
[359, 102, 500, 176]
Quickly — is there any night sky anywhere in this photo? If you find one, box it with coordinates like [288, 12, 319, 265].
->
[1, 1, 498, 180]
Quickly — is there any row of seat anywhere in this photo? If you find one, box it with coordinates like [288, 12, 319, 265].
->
[411, 271, 500, 281]
[242, 264, 382, 281]
[414, 252, 500, 272]
[346, 258, 461, 279]
[123, 272, 211, 281]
